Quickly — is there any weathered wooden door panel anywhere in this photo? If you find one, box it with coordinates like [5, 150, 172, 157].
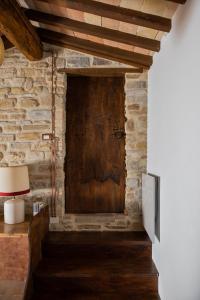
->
[65, 76, 125, 213]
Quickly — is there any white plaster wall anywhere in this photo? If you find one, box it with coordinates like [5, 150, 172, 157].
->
[148, 1, 200, 299]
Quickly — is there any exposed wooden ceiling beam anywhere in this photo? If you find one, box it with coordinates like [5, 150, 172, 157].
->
[0, 0, 42, 60]
[26, 9, 160, 52]
[166, 0, 186, 3]
[35, 0, 171, 32]
[58, 67, 143, 77]
[37, 28, 152, 69]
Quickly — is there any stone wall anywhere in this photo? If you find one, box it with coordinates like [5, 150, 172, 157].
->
[0, 44, 147, 231]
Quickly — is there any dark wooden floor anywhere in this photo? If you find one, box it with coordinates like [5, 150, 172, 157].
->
[31, 232, 159, 300]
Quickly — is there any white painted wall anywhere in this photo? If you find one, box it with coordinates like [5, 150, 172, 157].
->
[148, 1, 200, 299]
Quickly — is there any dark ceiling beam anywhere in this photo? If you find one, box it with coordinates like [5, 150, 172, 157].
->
[35, 0, 171, 32]
[166, 0, 186, 3]
[0, 0, 42, 60]
[37, 28, 152, 69]
[25, 9, 160, 52]
[58, 67, 143, 76]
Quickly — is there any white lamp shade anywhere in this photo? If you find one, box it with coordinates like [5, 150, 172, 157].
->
[0, 166, 30, 196]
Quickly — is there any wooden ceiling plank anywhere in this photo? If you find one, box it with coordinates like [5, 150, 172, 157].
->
[58, 67, 143, 76]
[37, 28, 152, 68]
[25, 9, 160, 52]
[0, 0, 42, 60]
[35, 0, 171, 32]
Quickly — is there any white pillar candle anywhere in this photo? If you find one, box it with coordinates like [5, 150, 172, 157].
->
[4, 199, 25, 224]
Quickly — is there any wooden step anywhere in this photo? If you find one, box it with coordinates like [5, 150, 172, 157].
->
[44, 231, 151, 246]
[32, 291, 161, 300]
[42, 231, 152, 259]
[34, 274, 158, 297]
[34, 256, 158, 295]
[35, 255, 157, 276]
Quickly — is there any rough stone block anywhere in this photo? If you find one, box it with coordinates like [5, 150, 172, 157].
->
[127, 104, 140, 111]
[0, 113, 8, 120]
[126, 149, 140, 160]
[22, 68, 45, 77]
[19, 98, 39, 108]
[30, 179, 50, 189]
[140, 107, 147, 114]
[0, 98, 17, 108]
[16, 132, 41, 141]
[23, 124, 51, 131]
[125, 80, 147, 90]
[125, 138, 137, 151]
[38, 163, 51, 172]
[126, 157, 138, 171]
[0, 135, 15, 142]
[93, 57, 112, 65]
[34, 77, 47, 85]
[0, 68, 16, 79]
[38, 94, 52, 107]
[125, 120, 134, 132]
[5, 152, 25, 162]
[2, 78, 25, 88]
[0, 162, 8, 167]
[9, 113, 26, 120]
[56, 87, 65, 95]
[125, 89, 146, 98]
[55, 95, 64, 107]
[135, 141, 147, 150]
[56, 58, 66, 68]
[0, 144, 7, 151]
[126, 178, 138, 189]
[29, 110, 51, 121]
[10, 142, 31, 150]
[0, 88, 10, 95]
[77, 225, 101, 230]
[26, 151, 45, 161]
[3, 125, 21, 133]
[75, 215, 115, 224]
[125, 73, 140, 80]
[33, 86, 49, 95]
[8, 109, 26, 120]
[67, 56, 91, 67]
[31, 62, 49, 68]
[24, 78, 33, 91]
[11, 87, 24, 95]
[139, 115, 147, 122]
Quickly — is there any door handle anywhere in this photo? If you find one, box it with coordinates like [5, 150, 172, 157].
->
[112, 129, 126, 139]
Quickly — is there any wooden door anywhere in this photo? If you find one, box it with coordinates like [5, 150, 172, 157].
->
[65, 76, 125, 213]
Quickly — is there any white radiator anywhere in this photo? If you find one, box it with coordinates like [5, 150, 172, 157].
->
[142, 174, 156, 243]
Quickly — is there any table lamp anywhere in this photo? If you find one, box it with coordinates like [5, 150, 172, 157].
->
[0, 166, 30, 224]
